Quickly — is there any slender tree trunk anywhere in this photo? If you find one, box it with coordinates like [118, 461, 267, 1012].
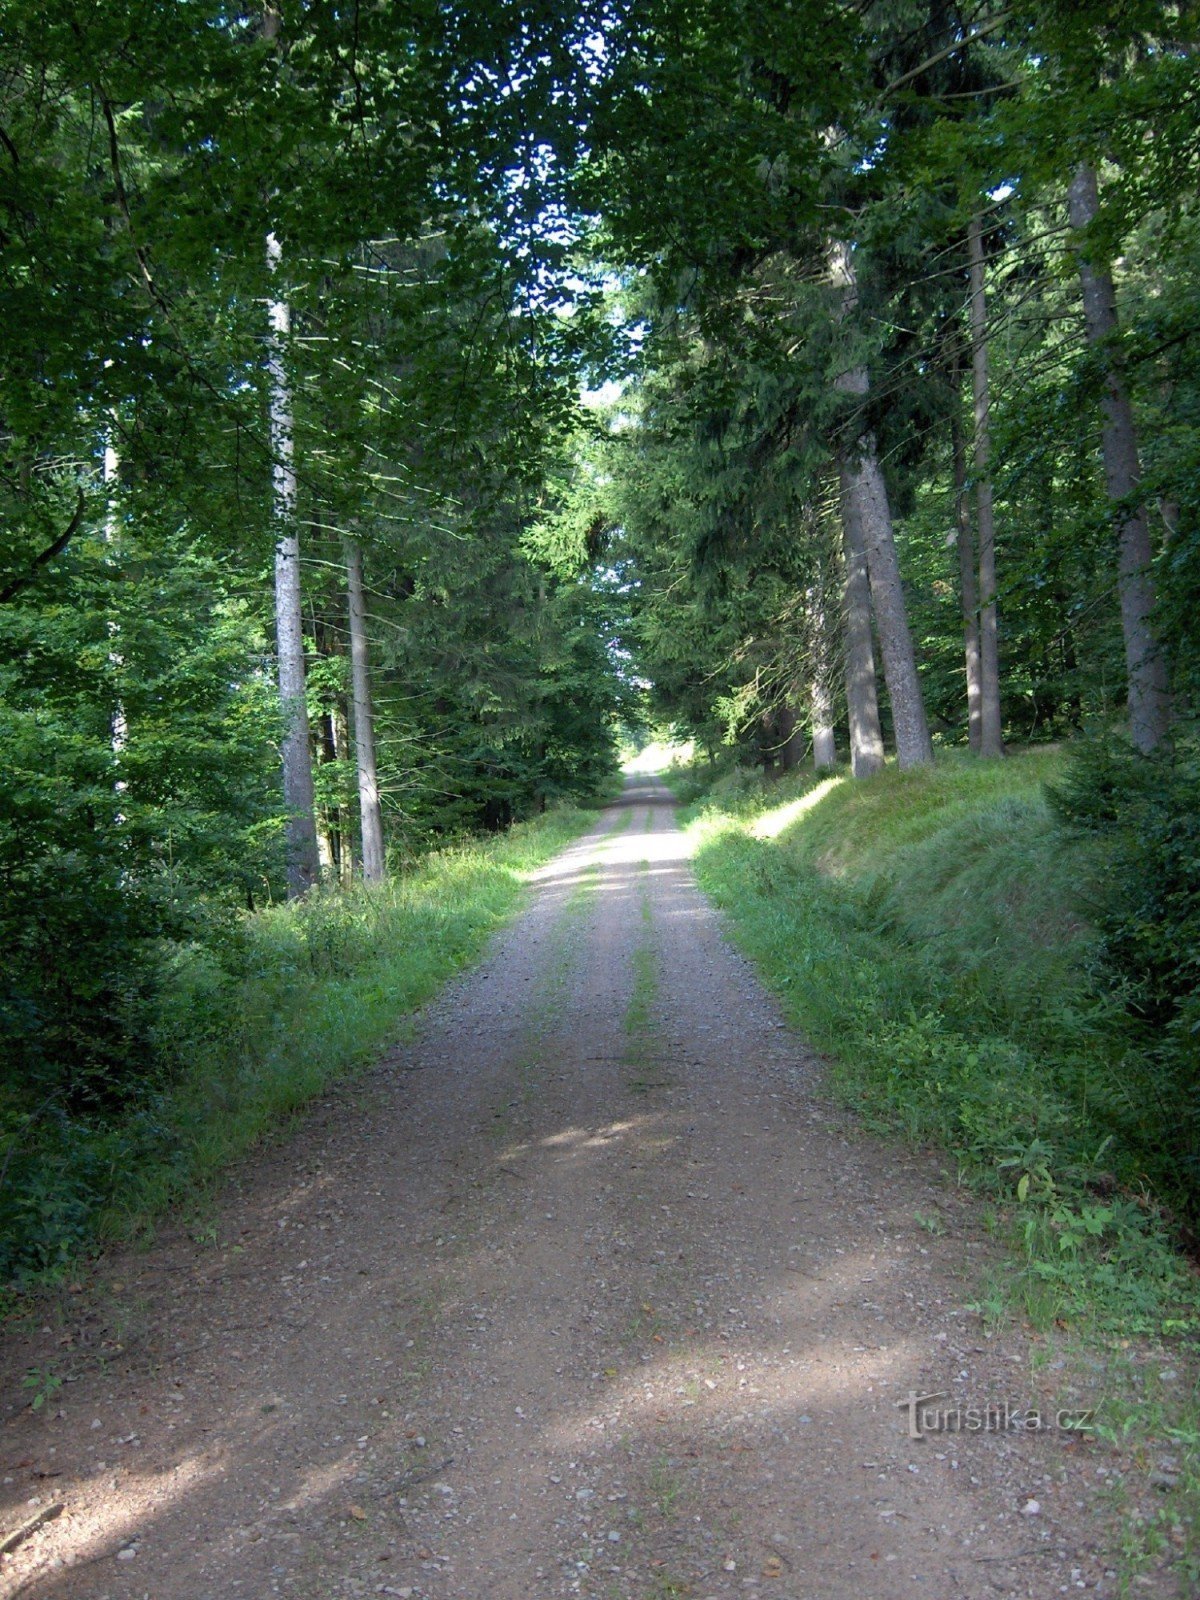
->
[829, 240, 933, 768]
[316, 709, 338, 881]
[333, 700, 355, 887]
[807, 585, 837, 770]
[263, 3, 318, 896]
[951, 403, 983, 751]
[103, 429, 128, 774]
[811, 684, 837, 770]
[838, 470, 886, 777]
[967, 215, 1004, 756]
[1067, 162, 1171, 753]
[345, 538, 386, 883]
[266, 230, 320, 897]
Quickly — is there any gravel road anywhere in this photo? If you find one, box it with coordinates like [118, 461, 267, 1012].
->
[0, 780, 1157, 1598]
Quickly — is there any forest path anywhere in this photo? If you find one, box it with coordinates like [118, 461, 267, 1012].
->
[1, 781, 1130, 1599]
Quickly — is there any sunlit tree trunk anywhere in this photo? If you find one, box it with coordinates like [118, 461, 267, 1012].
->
[316, 708, 339, 881]
[829, 240, 933, 768]
[838, 469, 885, 778]
[345, 538, 386, 883]
[103, 428, 128, 780]
[967, 214, 1004, 757]
[807, 584, 837, 770]
[1067, 162, 1170, 754]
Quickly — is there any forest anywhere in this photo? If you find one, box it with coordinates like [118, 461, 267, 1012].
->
[1, 1, 1197, 1288]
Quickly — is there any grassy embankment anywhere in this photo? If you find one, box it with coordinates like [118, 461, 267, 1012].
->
[2, 800, 603, 1285]
[672, 749, 1197, 1336]
[675, 749, 1200, 1586]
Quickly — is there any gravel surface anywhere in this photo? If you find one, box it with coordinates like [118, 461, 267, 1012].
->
[0, 780, 1172, 1598]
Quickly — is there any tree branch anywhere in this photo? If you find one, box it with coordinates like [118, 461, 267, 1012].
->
[0, 489, 88, 604]
[881, 10, 1013, 100]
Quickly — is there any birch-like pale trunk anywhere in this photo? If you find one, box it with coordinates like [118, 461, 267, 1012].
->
[1067, 163, 1171, 754]
[103, 431, 128, 774]
[838, 469, 886, 778]
[967, 215, 1004, 757]
[266, 230, 320, 897]
[829, 240, 933, 768]
[807, 585, 837, 770]
[951, 405, 983, 751]
[345, 538, 386, 883]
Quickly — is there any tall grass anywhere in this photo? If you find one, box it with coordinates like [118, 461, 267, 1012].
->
[0, 802, 599, 1283]
[680, 751, 1199, 1337]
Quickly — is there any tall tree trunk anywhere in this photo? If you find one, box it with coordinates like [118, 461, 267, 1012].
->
[1067, 162, 1171, 754]
[838, 470, 886, 778]
[967, 215, 1004, 756]
[266, 230, 320, 897]
[829, 240, 933, 768]
[263, 5, 319, 896]
[103, 428, 128, 775]
[776, 701, 805, 771]
[345, 538, 386, 883]
[807, 584, 837, 770]
[951, 403, 983, 751]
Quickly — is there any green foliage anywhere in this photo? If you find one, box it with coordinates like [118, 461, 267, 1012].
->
[1050, 739, 1200, 1194]
[0, 801, 596, 1283]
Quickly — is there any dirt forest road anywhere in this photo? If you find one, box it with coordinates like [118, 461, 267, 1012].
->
[0, 780, 1141, 1599]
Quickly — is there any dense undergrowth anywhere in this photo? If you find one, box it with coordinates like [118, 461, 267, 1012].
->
[673, 747, 1200, 1340]
[0, 801, 599, 1290]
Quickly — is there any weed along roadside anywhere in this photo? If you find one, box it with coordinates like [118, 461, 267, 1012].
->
[669, 749, 1200, 1588]
[0, 800, 606, 1293]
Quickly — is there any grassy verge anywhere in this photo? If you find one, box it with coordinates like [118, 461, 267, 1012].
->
[677, 749, 1198, 1332]
[675, 749, 1200, 1588]
[2, 800, 601, 1286]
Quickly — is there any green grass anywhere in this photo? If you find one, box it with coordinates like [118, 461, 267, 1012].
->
[679, 749, 1199, 1339]
[1, 801, 600, 1285]
[680, 748, 1200, 1591]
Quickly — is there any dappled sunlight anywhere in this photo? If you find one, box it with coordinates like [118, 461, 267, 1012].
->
[541, 1236, 927, 1460]
[594, 829, 691, 869]
[527, 803, 691, 891]
[280, 1455, 358, 1516]
[9, 1445, 225, 1577]
[498, 1117, 653, 1166]
[750, 776, 845, 840]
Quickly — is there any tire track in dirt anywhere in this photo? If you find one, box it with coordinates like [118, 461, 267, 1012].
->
[0, 781, 1150, 1598]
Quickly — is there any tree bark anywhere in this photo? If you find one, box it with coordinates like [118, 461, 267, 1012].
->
[1067, 162, 1171, 754]
[807, 584, 837, 770]
[829, 239, 933, 768]
[103, 429, 128, 773]
[838, 469, 886, 778]
[951, 401, 982, 751]
[262, 5, 319, 897]
[267, 230, 320, 897]
[345, 537, 386, 883]
[967, 214, 1004, 757]
[776, 701, 807, 771]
